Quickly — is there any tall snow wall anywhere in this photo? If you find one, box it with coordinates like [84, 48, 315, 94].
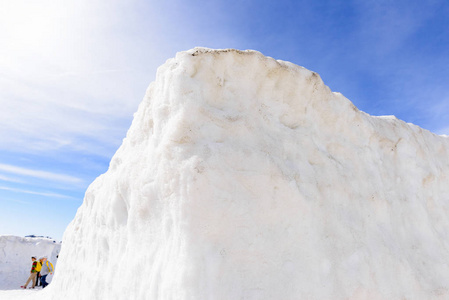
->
[48, 48, 449, 300]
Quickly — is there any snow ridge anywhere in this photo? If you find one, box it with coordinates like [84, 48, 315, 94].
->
[0, 235, 60, 290]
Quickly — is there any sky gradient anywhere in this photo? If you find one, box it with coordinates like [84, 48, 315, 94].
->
[1, 0, 448, 241]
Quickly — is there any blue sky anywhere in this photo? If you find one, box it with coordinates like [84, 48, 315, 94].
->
[1, 0, 448, 241]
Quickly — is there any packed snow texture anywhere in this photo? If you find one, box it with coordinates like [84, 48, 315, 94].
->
[0, 236, 60, 290]
[33, 48, 449, 299]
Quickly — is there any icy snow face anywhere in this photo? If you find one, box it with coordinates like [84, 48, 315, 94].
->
[0, 235, 61, 290]
[49, 48, 449, 300]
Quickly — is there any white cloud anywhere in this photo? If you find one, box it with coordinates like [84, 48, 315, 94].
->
[0, 186, 76, 200]
[0, 163, 83, 184]
[0, 0, 156, 156]
[0, 174, 23, 183]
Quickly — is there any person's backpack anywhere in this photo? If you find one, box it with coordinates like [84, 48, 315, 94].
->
[46, 261, 54, 273]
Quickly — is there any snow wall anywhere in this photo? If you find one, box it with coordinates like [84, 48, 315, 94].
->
[0, 235, 61, 290]
[48, 48, 449, 300]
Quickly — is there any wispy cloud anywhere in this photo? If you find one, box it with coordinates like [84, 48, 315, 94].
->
[0, 174, 23, 183]
[0, 197, 32, 205]
[0, 186, 76, 199]
[0, 163, 83, 184]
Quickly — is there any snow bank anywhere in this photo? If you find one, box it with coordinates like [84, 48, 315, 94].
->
[0, 235, 61, 290]
[44, 48, 449, 299]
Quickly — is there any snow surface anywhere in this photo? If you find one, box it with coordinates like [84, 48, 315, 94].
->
[4, 48, 449, 299]
[0, 235, 60, 290]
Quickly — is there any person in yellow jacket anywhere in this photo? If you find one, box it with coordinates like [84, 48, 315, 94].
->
[39, 257, 54, 288]
[35, 258, 42, 287]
